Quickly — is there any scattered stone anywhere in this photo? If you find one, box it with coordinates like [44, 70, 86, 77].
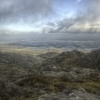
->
[38, 88, 100, 100]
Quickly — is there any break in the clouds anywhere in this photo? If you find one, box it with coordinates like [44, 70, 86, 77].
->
[46, 0, 100, 34]
[0, 0, 100, 33]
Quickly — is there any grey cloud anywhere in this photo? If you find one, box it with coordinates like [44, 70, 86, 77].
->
[1, 0, 100, 34]
[47, 0, 100, 34]
[50, 17, 100, 34]
[47, 22, 55, 27]
[0, 0, 54, 24]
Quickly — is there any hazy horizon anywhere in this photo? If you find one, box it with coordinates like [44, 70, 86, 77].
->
[0, 0, 100, 50]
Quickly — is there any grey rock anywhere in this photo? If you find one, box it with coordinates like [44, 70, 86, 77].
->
[38, 88, 100, 100]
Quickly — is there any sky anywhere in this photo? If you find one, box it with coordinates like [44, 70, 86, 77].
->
[0, 0, 100, 34]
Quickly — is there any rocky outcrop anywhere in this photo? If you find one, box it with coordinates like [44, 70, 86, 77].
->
[0, 80, 33, 100]
[38, 88, 100, 100]
[38, 50, 100, 72]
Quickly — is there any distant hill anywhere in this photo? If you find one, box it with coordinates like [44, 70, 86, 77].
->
[0, 52, 43, 69]
[38, 52, 59, 59]
[38, 50, 100, 71]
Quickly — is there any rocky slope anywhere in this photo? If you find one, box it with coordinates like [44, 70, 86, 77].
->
[38, 88, 100, 100]
[38, 50, 100, 71]
[0, 50, 100, 100]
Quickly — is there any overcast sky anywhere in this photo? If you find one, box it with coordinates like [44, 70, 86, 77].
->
[0, 0, 100, 34]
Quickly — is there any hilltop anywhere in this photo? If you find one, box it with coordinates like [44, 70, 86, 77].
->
[0, 49, 100, 100]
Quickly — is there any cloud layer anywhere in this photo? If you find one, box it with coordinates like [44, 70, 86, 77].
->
[0, 0, 54, 24]
[0, 0, 100, 34]
[46, 0, 100, 34]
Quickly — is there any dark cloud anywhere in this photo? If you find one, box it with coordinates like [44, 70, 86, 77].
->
[47, 22, 55, 27]
[0, 0, 100, 34]
[0, 0, 54, 23]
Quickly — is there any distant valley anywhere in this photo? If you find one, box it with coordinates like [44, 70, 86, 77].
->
[1, 32, 100, 51]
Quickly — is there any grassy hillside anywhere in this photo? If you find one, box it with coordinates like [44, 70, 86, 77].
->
[38, 50, 100, 71]
[0, 49, 100, 100]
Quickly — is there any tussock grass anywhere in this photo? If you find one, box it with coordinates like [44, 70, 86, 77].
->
[16, 73, 100, 95]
